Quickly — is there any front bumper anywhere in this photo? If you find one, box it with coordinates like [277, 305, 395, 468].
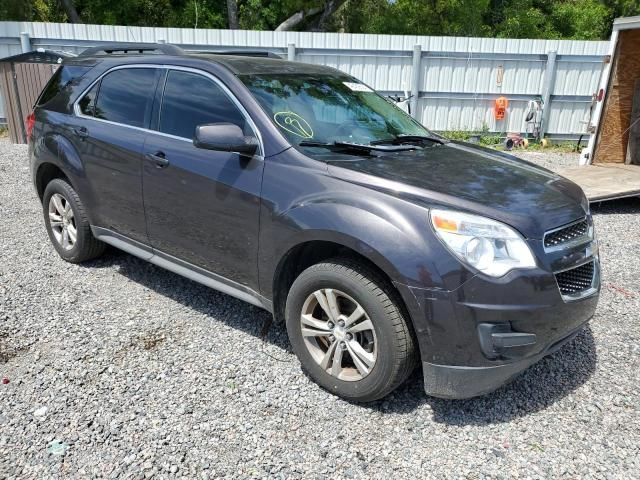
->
[421, 322, 586, 399]
[395, 256, 600, 399]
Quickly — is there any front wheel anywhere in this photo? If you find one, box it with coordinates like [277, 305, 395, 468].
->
[285, 259, 417, 402]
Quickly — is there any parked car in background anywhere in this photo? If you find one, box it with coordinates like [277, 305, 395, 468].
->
[28, 44, 600, 401]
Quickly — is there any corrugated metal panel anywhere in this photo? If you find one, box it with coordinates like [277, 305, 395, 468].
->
[421, 57, 546, 95]
[547, 101, 592, 136]
[417, 97, 532, 132]
[298, 53, 412, 92]
[0, 21, 609, 53]
[0, 21, 611, 135]
[554, 60, 602, 96]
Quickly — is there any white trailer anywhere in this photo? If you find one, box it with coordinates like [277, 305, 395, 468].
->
[560, 16, 640, 201]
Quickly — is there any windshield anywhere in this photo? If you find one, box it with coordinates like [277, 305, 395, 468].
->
[239, 72, 435, 151]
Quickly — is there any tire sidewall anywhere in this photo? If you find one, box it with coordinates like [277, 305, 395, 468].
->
[285, 265, 400, 402]
[43, 179, 87, 262]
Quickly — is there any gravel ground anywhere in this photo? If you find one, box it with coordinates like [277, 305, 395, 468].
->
[509, 149, 581, 170]
[1, 139, 639, 479]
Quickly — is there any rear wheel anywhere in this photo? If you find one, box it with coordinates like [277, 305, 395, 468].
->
[285, 259, 417, 402]
[43, 179, 105, 263]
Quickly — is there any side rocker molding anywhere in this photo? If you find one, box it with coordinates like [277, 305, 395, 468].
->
[91, 226, 273, 312]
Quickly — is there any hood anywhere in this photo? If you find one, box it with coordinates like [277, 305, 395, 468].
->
[326, 141, 588, 239]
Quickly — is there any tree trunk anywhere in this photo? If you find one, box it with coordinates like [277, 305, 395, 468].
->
[59, 0, 81, 23]
[227, 0, 239, 29]
[275, 7, 323, 31]
[309, 0, 348, 31]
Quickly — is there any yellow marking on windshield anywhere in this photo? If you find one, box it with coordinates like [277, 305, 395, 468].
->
[274, 111, 314, 139]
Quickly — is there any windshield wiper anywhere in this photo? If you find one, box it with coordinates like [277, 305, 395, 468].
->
[299, 140, 418, 153]
[370, 134, 448, 146]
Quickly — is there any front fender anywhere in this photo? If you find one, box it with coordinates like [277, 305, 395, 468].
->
[274, 202, 420, 285]
[258, 191, 473, 299]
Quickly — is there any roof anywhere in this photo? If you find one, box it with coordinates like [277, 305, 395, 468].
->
[613, 15, 640, 31]
[186, 53, 344, 76]
[0, 49, 70, 64]
[72, 42, 345, 76]
[78, 42, 184, 57]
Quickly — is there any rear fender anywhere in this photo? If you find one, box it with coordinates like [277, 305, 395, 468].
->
[33, 116, 96, 222]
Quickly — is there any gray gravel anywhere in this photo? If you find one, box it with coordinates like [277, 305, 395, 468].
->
[1, 138, 639, 479]
[509, 149, 581, 171]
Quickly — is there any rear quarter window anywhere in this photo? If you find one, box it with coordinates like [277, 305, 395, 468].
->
[36, 65, 93, 112]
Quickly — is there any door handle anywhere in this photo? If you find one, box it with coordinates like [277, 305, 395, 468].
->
[145, 151, 169, 168]
[73, 126, 88, 138]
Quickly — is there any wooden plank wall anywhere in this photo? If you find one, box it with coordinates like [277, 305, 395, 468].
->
[0, 63, 24, 144]
[15, 63, 57, 144]
[0, 62, 58, 144]
[594, 29, 640, 164]
[16, 63, 56, 123]
[626, 80, 640, 165]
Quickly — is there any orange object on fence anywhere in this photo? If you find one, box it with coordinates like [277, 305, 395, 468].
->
[494, 96, 509, 120]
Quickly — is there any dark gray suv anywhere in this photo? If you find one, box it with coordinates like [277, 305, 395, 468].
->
[28, 44, 600, 402]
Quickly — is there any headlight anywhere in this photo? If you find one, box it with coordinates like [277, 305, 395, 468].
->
[430, 209, 536, 277]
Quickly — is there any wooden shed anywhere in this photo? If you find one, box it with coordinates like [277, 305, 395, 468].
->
[568, 16, 640, 201]
[0, 50, 68, 144]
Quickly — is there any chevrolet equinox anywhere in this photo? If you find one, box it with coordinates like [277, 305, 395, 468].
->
[28, 43, 600, 401]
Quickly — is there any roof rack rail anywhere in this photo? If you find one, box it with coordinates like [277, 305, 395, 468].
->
[195, 50, 283, 59]
[79, 43, 184, 57]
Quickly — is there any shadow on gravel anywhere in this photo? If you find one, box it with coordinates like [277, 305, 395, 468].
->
[367, 326, 597, 424]
[591, 196, 640, 215]
[83, 248, 291, 352]
[85, 248, 597, 424]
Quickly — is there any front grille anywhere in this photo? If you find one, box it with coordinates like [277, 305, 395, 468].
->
[555, 261, 595, 296]
[544, 219, 589, 249]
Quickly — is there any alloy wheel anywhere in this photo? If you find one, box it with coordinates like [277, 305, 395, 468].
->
[300, 288, 377, 381]
[48, 193, 77, 251]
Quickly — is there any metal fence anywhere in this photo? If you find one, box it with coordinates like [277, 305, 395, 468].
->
[0, 21, 611, 139]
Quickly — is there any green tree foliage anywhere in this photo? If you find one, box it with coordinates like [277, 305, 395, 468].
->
[486, 0, 615, 40]
[237, 0, 305, 30]
[608, 0, 640, 17]
[74, 0, 228, 28]
[342, 0, 493, 37]
[2, 0, 640, 40]
[551, 0, 612, 39]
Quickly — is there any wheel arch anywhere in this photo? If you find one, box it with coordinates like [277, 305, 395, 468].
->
[35, 162, 73, 201]
[271, 238, 410, 329]
[34, 129, 87, 201]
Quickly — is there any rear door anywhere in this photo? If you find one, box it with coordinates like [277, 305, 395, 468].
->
[73, 66, 161, 244]
[142, 68, 264, 289]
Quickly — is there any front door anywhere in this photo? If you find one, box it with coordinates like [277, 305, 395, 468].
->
[142, 68, 264, 289]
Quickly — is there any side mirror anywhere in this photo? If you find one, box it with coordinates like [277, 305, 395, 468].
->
[193, 123, 259, 156]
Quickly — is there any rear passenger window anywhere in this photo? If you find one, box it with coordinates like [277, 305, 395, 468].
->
[159, 70, 247, 139]
[78, 82, 99, 116]
[94, 68, 158, 128]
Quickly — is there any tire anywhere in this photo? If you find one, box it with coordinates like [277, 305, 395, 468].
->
[285, 259, 417, 402]
[42, 178, 105, 263]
